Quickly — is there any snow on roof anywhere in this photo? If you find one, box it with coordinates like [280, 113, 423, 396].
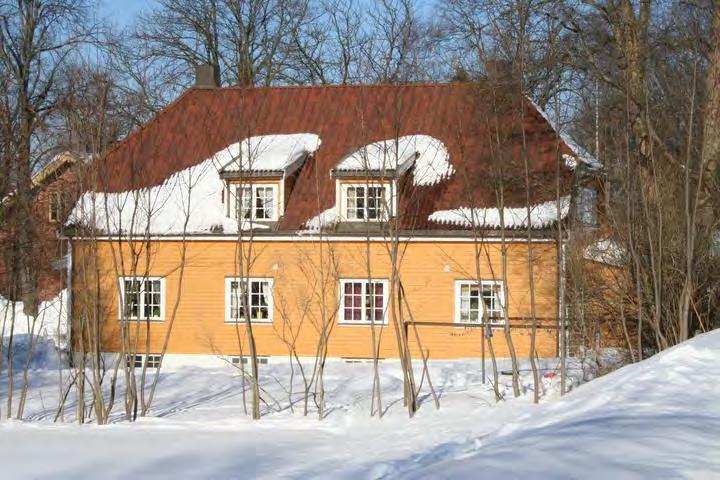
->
[31, 151, 80, 187]
[303, 205, 340, 232]
[68, 156, 267, 235]
[334, 135, 453, 186]
[218, 134, 321, 173]
[529, 99, 602, 170]
[428, 196, 570, 229]
[1, 290, 68, 349]
[583, 238, 626, 266]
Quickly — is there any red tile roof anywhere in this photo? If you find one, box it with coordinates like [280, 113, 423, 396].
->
[93, 83, 577, 231]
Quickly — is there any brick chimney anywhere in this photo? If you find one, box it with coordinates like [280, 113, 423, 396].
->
[194, 63, 220, 88]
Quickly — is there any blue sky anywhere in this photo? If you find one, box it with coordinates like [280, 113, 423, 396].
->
[98, 0, 155, 27]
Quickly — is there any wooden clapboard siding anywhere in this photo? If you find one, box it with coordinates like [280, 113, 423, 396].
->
[71, 238, 559, 359]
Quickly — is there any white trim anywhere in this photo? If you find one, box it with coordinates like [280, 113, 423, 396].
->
[279, 177, 285, 218]
[118, 276, 166, 321]
[454, 280, 505, 325]
[224, 277, 274, 324]
[340, 182, 393, 222]
[81, 235, 558, 243]
[338, 278, 389, 326]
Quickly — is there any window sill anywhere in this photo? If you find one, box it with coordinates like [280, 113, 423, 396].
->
[120, 318, 165, 322]
[454, 321, 506, 326]
[338, 321, 388, 327]
[224, 319, 273, 325]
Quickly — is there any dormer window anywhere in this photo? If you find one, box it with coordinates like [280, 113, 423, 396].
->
[217, 134, 321, 226]
[236, 184, 278, 221]
[341, 183, 393, 221]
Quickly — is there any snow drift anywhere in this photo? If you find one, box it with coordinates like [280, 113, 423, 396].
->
[386, 330, 720, 479]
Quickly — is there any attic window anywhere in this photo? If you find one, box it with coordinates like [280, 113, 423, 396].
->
[49, 191, 63, 222]
[235, 185, 278, 221]
[341, 183, 392, 221]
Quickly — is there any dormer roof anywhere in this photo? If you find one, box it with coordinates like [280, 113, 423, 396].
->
[331, 135, 451, 184]
[218, 134, 320, 179]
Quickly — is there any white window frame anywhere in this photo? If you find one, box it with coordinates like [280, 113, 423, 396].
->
[338, 278, 390, 325]
[340, 183, 394, 222]
[224, 277, 274, 324]
[234, 184, 279, 221]
[454, 280, 506, 325]
[118, 276, 166, 321]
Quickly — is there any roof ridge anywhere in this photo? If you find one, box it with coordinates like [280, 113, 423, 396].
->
[193, 81, 478, 92]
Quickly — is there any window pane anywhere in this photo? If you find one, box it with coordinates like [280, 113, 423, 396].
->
[482, 283, 503, 323]
[356, 191, 365, 219]
[237, 187, 252, 220]
[123, 280, 140, 318]
[143, 280, 162, 319]
[229, 280, 245, 319]
[254, 187, 274, 220]
[249, 280, 270, 320]
[346, 187, 366, 220]
[459, 282, 481, 323]
[343, 281, 363, 322]
[365, 282, 384, 322]
[367, 187, 385, 220]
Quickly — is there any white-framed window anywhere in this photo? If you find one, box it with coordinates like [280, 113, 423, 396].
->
[118, 277, 166, 321]
[341, 184, 392, 221]
[454, 280, 505, 325]
[339, 279, 389, 325]
[235, 184, 278, 221]
[225, 277, 274, 323]
[126, 354, 161, 369]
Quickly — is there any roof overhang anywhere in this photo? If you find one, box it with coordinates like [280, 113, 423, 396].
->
[220, 170, 285, 179]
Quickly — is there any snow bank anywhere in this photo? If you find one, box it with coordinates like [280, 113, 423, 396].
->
[530, 99, 602, 170]
[218, 134, 320, 172]
[429, 196, 570, 229]
[1, 290, 68, 348]
[335, 135, 454, 186]
[386, 330, 720, 479]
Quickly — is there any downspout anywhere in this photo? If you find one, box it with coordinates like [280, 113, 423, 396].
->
[66, 238, 73, 352]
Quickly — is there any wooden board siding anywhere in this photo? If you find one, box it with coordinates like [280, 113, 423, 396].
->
[71, 238, 559, 360]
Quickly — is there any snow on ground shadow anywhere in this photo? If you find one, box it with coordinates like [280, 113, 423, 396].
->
[0, 332, 719, 479]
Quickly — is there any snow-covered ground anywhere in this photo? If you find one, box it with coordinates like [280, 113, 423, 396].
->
[1, 331, 719, 479]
